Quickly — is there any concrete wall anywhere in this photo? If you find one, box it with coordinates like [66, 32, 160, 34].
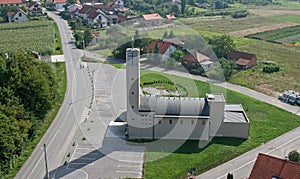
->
[153, 117, 209, 140]
[216, 122, 249, 139]
[208, 99, 225, 138]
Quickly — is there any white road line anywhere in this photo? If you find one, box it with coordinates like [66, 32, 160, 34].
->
[116, 171, 141, 174]
[120, 154, 143, 157]
[76, 147, 96, 150]
[69, 162, 94, 166]
[216, 135, 300, 179]
[118, 165, 142, 168]
[118, 160, 144, 164]
[72, 157, 96, 161]
[67, 143, 78, 170]
[73, 152, 98, 155]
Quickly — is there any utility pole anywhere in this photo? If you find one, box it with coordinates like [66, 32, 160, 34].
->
[44, 144, 49, 179]
[83, 39, 85, 57]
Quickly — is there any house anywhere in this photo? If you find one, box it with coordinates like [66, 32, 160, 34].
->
[163, 36, 187, 47]
[165, 14, 176, 21]
[53, 0, 67, 11]
[76, 4, 117, 27]
[27, 2, 43, 16]
[106, 0, 124, 8]
[0, 0, 23, 7]
[126, 48, 250, 140]
[141, 13, 162, 27]
[228, 50, 257, 70]
[146, 40, 176, 58]
[249, 153, 300, 179]
[67, 4, 82, 13]
[86, 7, 108, 28]
[181, 50, 213, 71]
[89, 31, 100, 46]
[7, 8, 28, 22]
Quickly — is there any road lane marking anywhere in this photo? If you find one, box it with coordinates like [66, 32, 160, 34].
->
[116, 171, 141, 174]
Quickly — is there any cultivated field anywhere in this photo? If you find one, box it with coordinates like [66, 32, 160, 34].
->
[0, 20, 62, 55]
[246, 25, 300, 42]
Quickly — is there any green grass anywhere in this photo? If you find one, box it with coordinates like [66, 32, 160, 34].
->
[5, 62, 66, 178]
[53, 22, 63, 55]
[269, 15, 300, 24]
[141, 70, 300, 179]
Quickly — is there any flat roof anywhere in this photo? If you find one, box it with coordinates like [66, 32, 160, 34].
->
[140, 95, 210, 116]
[206, 93, 225, 102]
[224, 111, 248, 123]
[225, 104, 244, 112]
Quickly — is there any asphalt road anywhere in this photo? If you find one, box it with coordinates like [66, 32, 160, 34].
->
[16, 11, 91, 179]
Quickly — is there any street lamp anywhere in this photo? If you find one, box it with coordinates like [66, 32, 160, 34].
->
[82, 39, 85, 57]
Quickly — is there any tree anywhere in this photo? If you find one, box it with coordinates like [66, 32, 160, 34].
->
[163, 31, 168, 39]
[170, 4, 180, 16]
[219, 57, 236, 80]
[84, 29, 94, 47]
[209, 35, 236, 58]
[168, 30, 175, 38]
[181, 0, 186, 14]
[288, 150, 300, 163]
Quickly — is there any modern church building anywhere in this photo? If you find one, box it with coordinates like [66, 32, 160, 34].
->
[126, 48, 249, 140]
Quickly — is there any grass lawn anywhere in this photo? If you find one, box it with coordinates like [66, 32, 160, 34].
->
[269, 15, 300, 24]
[140, 70, 300, 179]
[6, 62, 66, 178]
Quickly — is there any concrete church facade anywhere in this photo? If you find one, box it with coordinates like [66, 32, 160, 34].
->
[126, 48, 249, 140]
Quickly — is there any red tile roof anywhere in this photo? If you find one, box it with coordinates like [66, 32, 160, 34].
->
[249, 153, 300, 179]
[182, 50, 210, 64]
[228, 50, 256, 60]
[0, 0, 22, 5]
[87, 7, 100, 19]
[166, 14, 176, 19]
[142, 13, 162, 21]
[146, 40, 171, 54]
[236, 58, 250, 66]
[78, 5, 91, 14]
[54, 0, 67, 3]
[7, 11, 16, 17]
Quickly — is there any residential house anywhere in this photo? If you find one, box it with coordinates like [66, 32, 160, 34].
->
[27, 2, 43, 15]
[141, 13, 162, 27]
[89, 31, 100, 46]
[0, 0, 23, 7]
[7, 8, 28, 22]
[165, 14, 176, 22]
[76, 4, 118, 27]
[54, 0, 67, 11]
[163, 36, 187, 47]
[228, 50, 257, 70]
[249, 153, 300, 179]
[181, 50, 213, 71]
[67, 4, 82, 13]
[146, 40, 176, 58]
[106, 0, 124, 8]
[86, 7, 108, 28]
